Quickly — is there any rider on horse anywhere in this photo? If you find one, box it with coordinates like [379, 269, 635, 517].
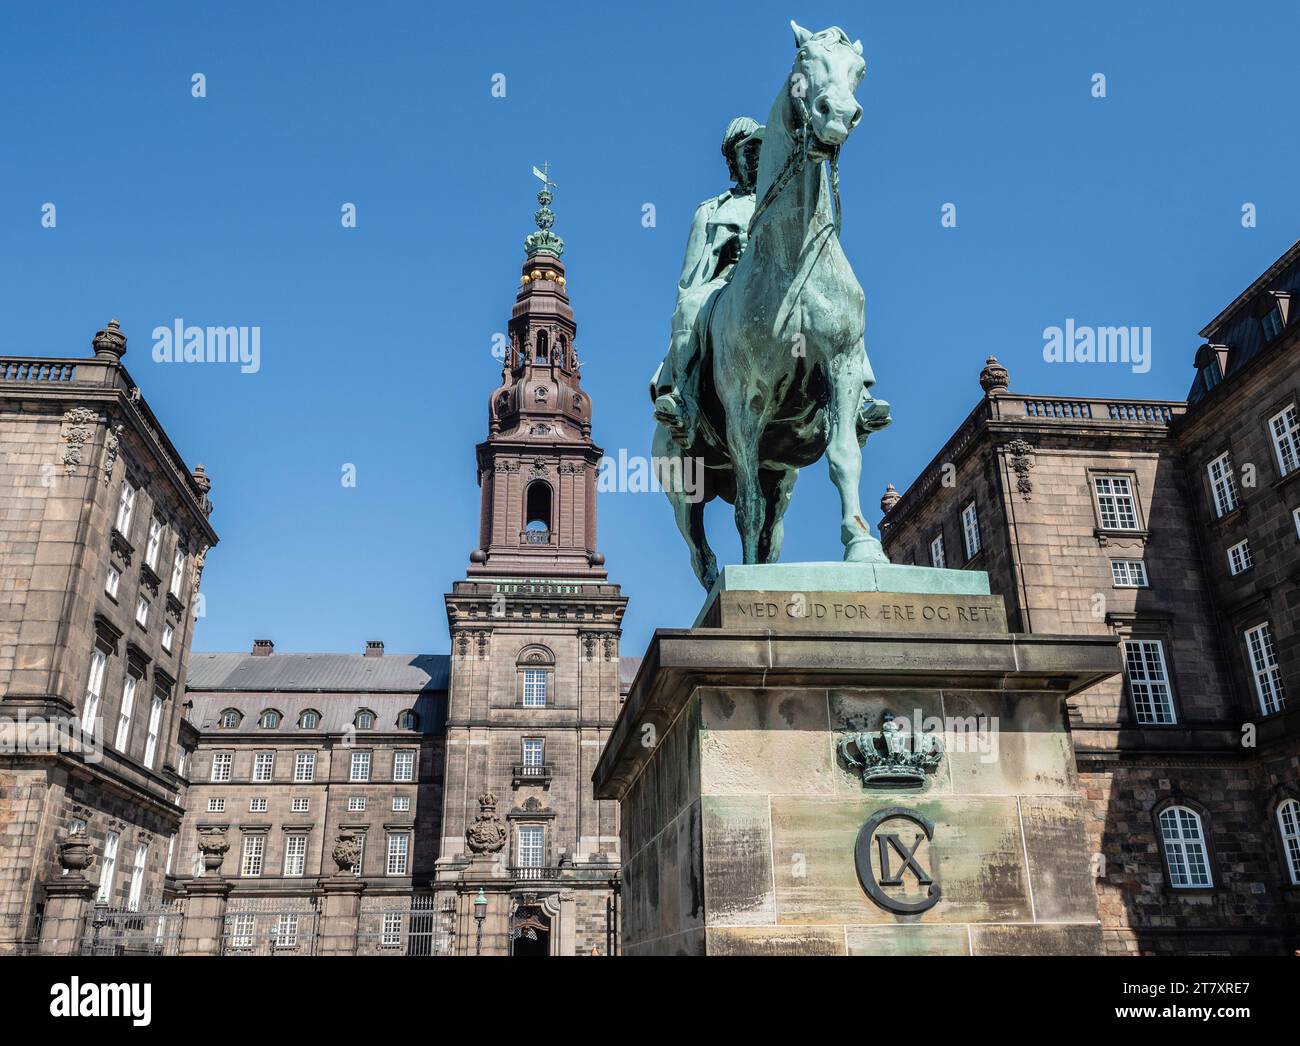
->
[650, 116, 765, 450]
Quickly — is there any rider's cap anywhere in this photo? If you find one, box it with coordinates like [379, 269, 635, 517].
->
[722, 116, 761, 157]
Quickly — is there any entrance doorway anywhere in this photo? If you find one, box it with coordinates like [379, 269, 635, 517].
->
[510, 906, 551, 957]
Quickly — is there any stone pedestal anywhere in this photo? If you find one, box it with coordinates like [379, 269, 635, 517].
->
[318, 876, 366, 956]
[593, 565, 1122, 956]
[179, 878, 231, 956]
[38, 877, 96, 955]
[453, 854, 513, 956]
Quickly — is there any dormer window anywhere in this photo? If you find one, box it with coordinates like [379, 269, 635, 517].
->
[1262, 305, 1284, 341]
[355, 709, 376, 730]
[259, 709, 281, 729]
[299, 709, 321, 730]
[220, 708, 241, 729]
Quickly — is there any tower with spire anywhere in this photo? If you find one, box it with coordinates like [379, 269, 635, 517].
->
[466, 167, 606, 579]
[436, 172, 627, 955]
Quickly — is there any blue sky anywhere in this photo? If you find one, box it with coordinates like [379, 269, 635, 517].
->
[3, 1, 1298, 657]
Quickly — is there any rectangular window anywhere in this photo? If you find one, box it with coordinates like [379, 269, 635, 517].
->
[97, 831, 119, 902]
[1227, 539, 1253, 576]
[960, 501, 981, 559]
[382, 911, 402, 947]
[114, 675, 137, 751]
[240, 834, 264, 877]
[1110, 559, 1149, 588]
[165, 834, 176, 876]
[82, 649, 107, 734]
[135, 595, 149, 628]
[386, 833, 409, 876]
[127, 843, 147, 911]
[350, 751, 371, 781]
[291, 797, 309, 813]
[210, 751, 232, 782]
[1093, 475, 1139, 530]
[1270, 404, 1300, 477]
[283, 835, 307, 877]
[393, 750, 415, 782]
[517, 826, 544, 868]
[169, 549, 186, 597]
[522, 669, 548, 707]
[1207, 453, 1239, 517]
[231, 913, 255, 949]
[1125, 639, 1176, 725]
[116, 480, 136, 535]
[207, 798, 225, 813]
[929, 533, 945, 568]
[249, 797, 268, 813]
[161, 623, 174, 652]
[253, 751, 274, 782]
[352, 835, 365, 877]
[1245, 622, 1287, 715]
[145, 517, 163, 570]
[294, 752, 315, 782]
[347, 796, 366, 812]
[393, 796, 410, 812]
[1263, 305, 1284, 340]
[1160, 808, 1213, 888]
[275, 913, 299, 949]
[105, 566, 120, 600]
[522, 738, 544, 767]
[143, 695, 162, 769]
[1294, 507, 1300, 540]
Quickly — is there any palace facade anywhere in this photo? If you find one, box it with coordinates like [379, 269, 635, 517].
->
[879, 241, 1300, 954]
[2, 216, 1297, 955]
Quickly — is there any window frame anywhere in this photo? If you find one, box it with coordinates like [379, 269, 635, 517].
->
[145, 517, 163, 570]
[960, 500, 981, 560]
[1226, 539, 1253, 576]
[114, 673, 138, 751]
[143, 694, 163, 769]
[385, 832, 410, 876]
[1276, 797, 1300, 887]
[240, 833, 265, 878]
[1244, 621, 1287, 716]
[209, 751, 233, 782]
[283, 834, 308, 878]
[294, 751, 316, 782]
[97, 831, 120, 902]
[929, 532, 946, 569]
[1156, 804, 1214, 889]
[349, 750, 372, 782]
[1206, 452, 1240, 518]
[1269, 402, 1300, 477]
[1110, 559, 1149, 588]
[252, 751, 275, 782]
[116, 480, 137, 536]
[1092, 473, 1141, 531]
[521, 669, 548, 708]
[83, 648, 108, 735]
[1123, 637, 1177, 725]
[393, 749, 416, 783]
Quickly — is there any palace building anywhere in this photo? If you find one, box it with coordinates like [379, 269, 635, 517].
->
[2, 207, 1296, 955]
[879, 240, 1300, 955]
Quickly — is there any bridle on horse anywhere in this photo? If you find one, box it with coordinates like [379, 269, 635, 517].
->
[747, 89, 843, 238]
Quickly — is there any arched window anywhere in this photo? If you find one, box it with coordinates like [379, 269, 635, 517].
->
[299, 709, 321, 730]
[1277, 798, 1300, 885]
[258, 709, 281, 729]
[397, 709, 419, 730]
[516, 645, 555, 708]
[525, 482, 551, 536]
[535, 330, 549, 363]
[220, 708, 241, 729]
[1157, 805, 1213, 888]
[355, 709, 376, 731]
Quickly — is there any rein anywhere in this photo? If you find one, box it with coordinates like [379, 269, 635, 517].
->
[747, 92, 842, 238]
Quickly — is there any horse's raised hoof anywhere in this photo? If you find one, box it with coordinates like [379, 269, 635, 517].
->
[844, 535, 889, 564]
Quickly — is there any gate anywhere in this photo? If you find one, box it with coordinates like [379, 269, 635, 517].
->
[220, 896, 321, 956]
[81, 901, 184, 956]
[356, 895, 450, 955]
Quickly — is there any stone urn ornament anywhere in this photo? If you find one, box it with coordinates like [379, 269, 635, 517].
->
[196, 825, 230, 873]
[332, 830, 363, 873]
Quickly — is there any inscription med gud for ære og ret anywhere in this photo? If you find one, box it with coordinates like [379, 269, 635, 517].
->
[722, 593, 1007, 633]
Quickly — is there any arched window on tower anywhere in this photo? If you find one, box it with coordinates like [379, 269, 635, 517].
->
[535, 330, 549, 364]
[557, 334, 568, 368]
[524, 482, 552, 545]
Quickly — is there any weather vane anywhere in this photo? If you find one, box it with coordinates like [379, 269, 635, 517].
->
[531, 160, 557, 192]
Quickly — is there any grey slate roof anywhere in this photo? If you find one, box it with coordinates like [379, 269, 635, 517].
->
[187, 652, 449, 693]
[187, 690, 443, 735]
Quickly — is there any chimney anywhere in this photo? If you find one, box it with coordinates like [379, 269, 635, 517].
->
[252, 639, 274, 657]
[364, 640, 384, 658]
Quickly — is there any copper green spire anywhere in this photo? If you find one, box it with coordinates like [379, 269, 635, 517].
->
[524, 161, 565, 258]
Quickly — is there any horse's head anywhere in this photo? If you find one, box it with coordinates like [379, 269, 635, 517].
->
[789, 21, 865, 156]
